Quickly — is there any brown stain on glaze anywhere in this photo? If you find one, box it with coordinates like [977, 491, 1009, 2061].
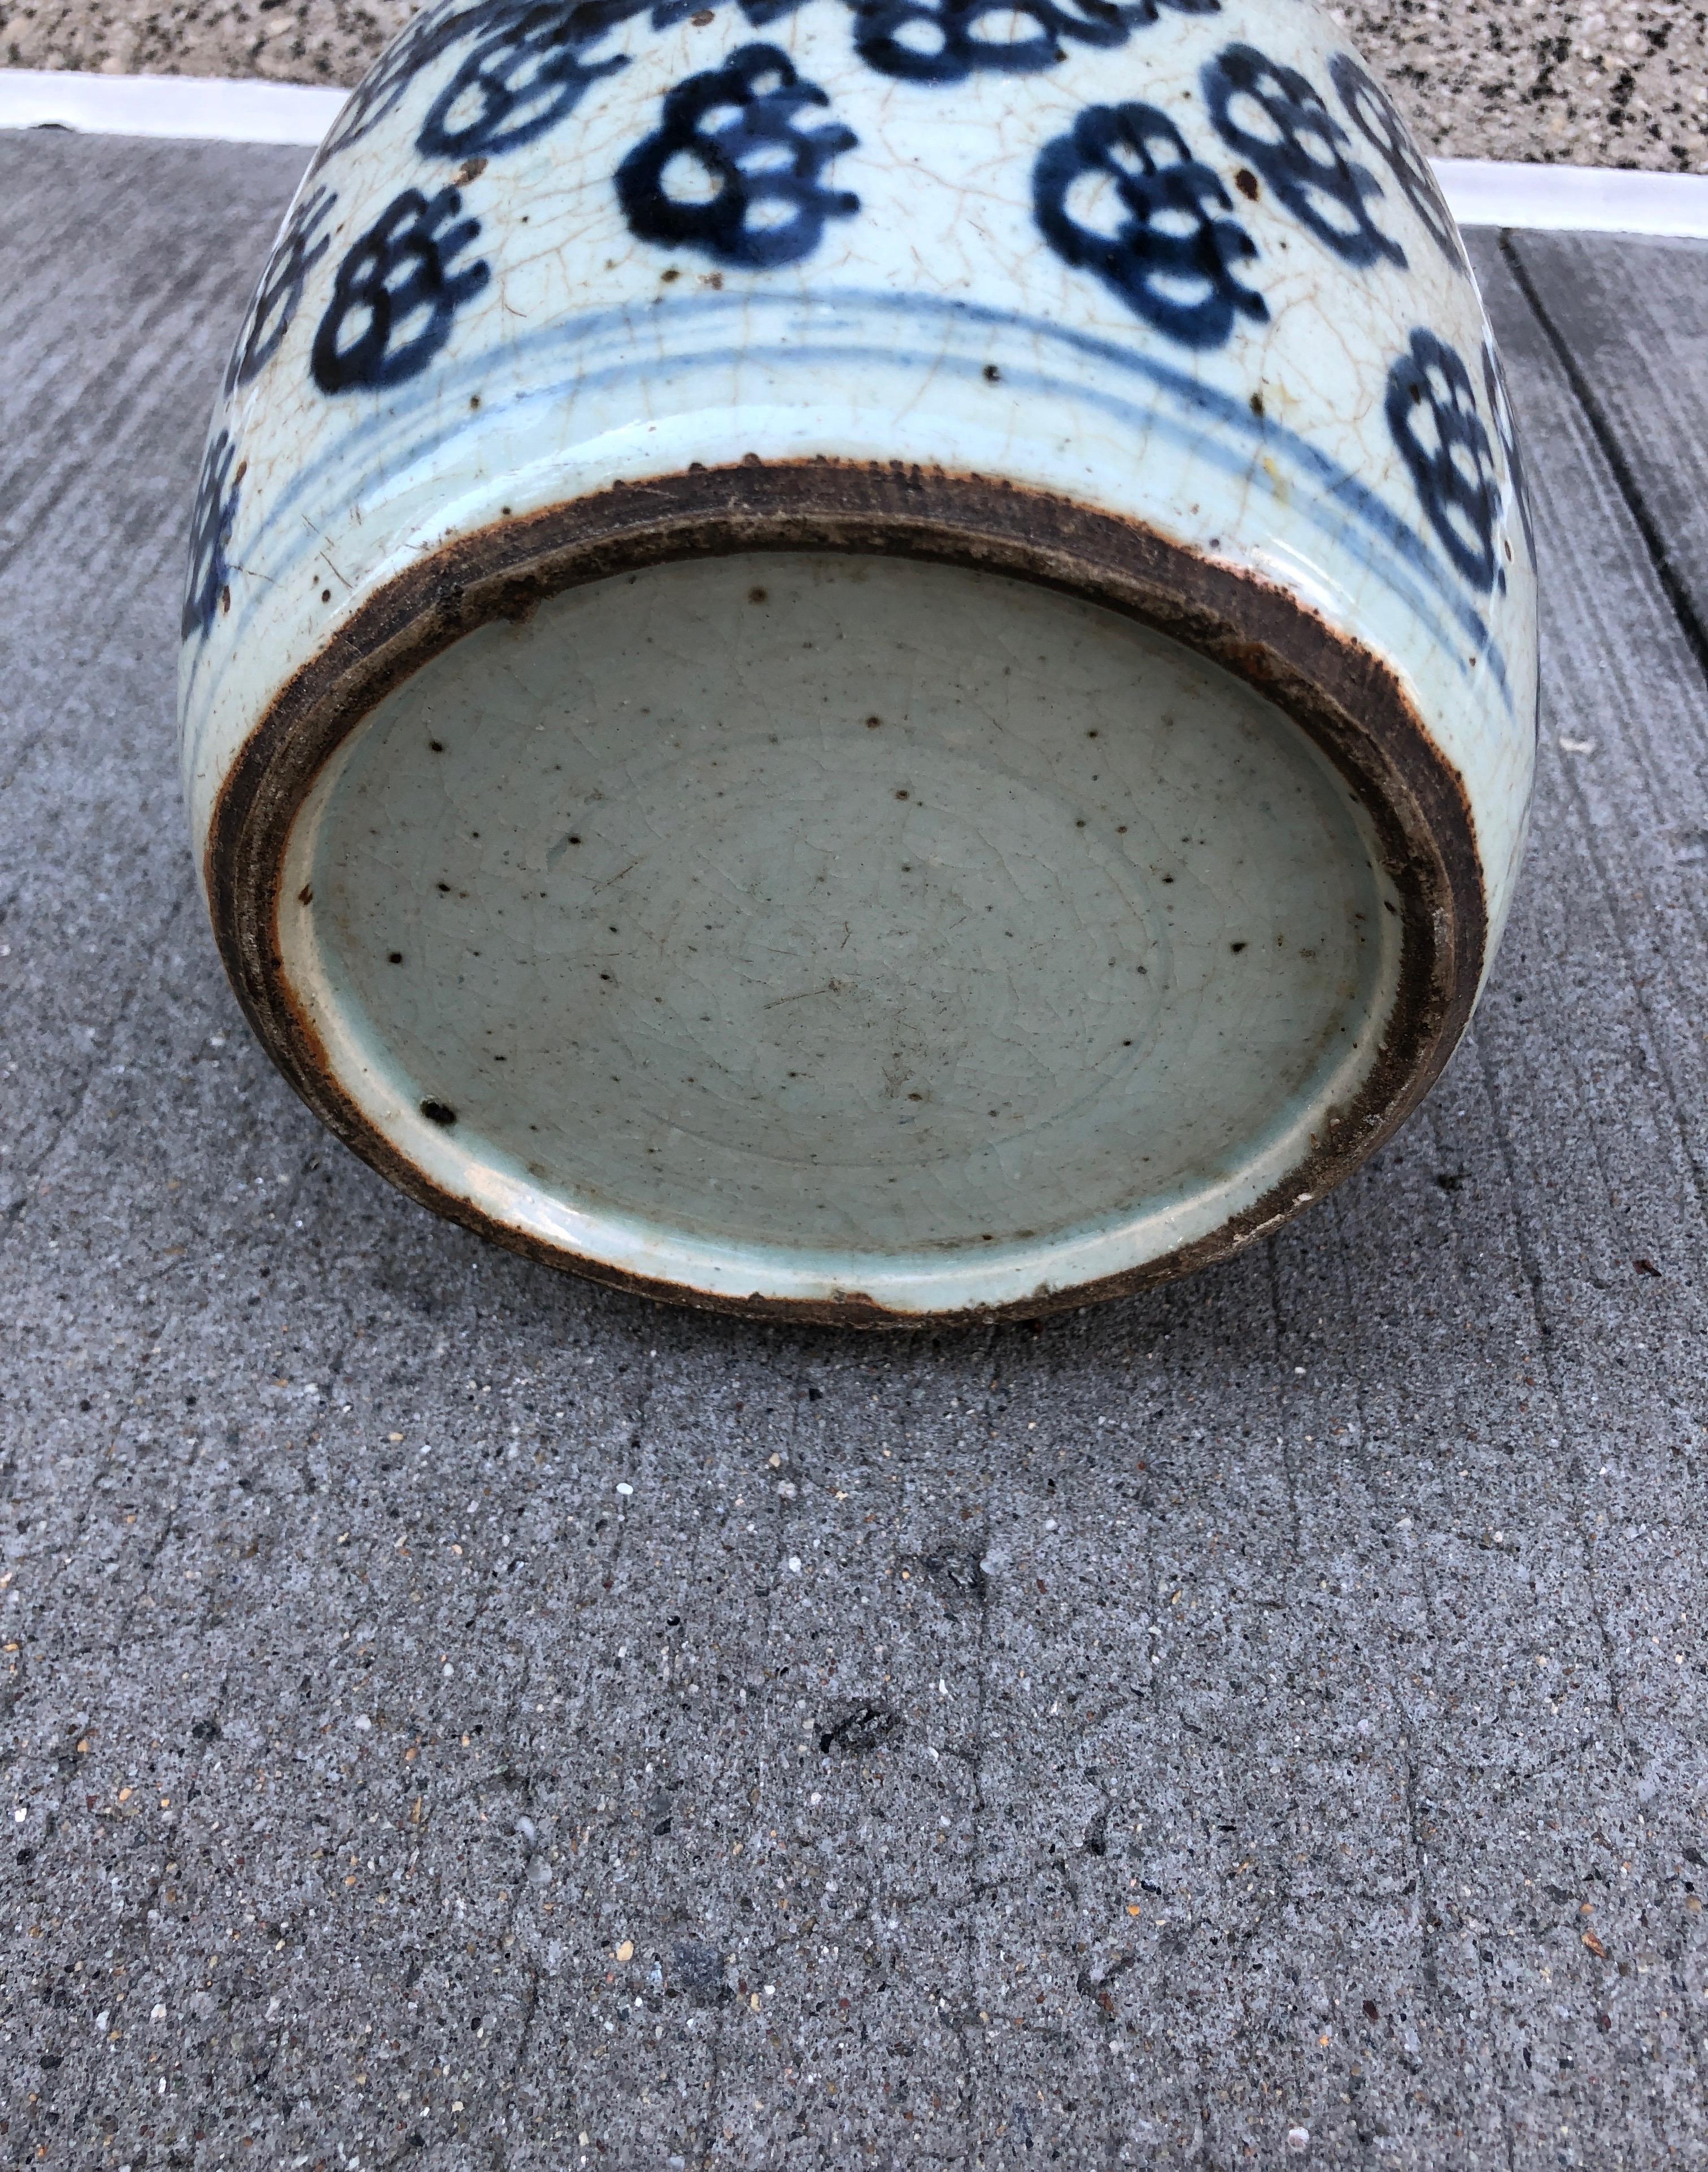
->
[204, 457, 1488, 1328]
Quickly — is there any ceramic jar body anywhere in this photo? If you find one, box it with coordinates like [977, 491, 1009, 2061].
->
[180, 0, 1537, 1321]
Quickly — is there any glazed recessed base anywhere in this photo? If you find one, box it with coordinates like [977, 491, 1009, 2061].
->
[268, 546, 1413, 1316]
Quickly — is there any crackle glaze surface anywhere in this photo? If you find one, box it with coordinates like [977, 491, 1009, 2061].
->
[179, 0, 1538, 1318]
[276, 551, 1404, 1297]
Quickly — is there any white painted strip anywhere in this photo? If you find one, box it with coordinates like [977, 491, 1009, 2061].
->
[1, 68, 1707, 237]
[1435, 156, 1708, 239]
[0, 68, 346, 147]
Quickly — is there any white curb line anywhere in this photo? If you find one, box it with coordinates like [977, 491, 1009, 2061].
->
[1433, 156, 1708, 239]
[0, 68, 347, 147]
[2, 68, 1707, 236]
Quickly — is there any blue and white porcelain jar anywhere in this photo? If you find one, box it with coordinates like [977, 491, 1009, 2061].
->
[180, 0, 1537, 1323]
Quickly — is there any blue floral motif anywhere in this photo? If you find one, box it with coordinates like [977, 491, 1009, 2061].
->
[1203, 43, 1405, 272]
[182, 428, 241, 643]
[1482, 336, 1536, 568]
[225, 186, 337, 396]
[615, 45, 859, 269]
[847, 0, 1217, 87]
[1034, 103, 1266, 349]
[310, 0, 524, 169]
[1386, 329, 1501, 592]
[1328, 52, 1466, 274]
[416, 1, 631, 158]
[311, 186, 491, 393]
[310, 0, 811, 172]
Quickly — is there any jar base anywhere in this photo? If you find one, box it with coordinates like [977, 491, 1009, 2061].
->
[208, 466, 1483, 1320]
[271, 546, 1410, 1315]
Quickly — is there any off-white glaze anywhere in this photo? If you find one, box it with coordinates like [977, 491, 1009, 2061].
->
[278, 552, 1398, 1307]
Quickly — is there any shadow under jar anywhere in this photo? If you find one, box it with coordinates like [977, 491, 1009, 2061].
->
[181, 0, 1537, 1323]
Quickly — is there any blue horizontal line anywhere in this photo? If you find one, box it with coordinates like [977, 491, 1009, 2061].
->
[192, 282, 1513, 719]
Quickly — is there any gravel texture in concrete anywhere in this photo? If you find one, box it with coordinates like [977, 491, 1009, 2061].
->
[2, 130, 1708, 2169]
[1, 0, 1707, 169]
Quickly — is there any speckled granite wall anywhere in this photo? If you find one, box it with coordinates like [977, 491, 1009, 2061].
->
[1, 0, 1705, 170]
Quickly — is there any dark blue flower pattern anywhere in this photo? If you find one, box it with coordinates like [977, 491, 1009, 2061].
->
[1328, 52, 1466, 274]
[1386, 329, 1501, 591]
[416, 1, 631, 158]
[616, 45, 859, 268]
[225, 186, 337, 395]
[848, 0, 1217, 87]
[311, 186, 491, 393]
[1203, 42, 1405, 272]
[1482, 337, 1536, 569]
[1034, 102, 1266, 348]
[182, 429, 242, 643]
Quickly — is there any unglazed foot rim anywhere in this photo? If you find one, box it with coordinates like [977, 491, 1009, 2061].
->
[204, 461, 1485, 1325]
